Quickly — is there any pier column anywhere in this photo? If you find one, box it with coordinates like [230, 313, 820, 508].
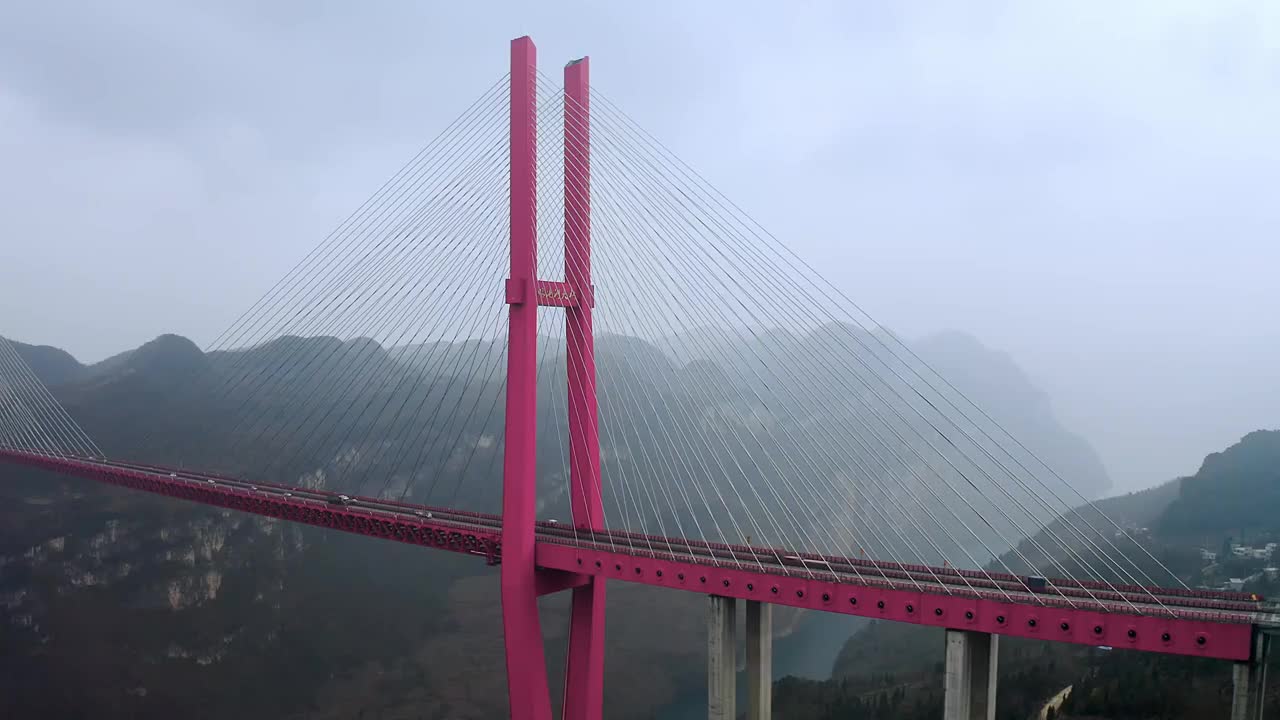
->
[1231, 632, 1270, 720]
[746, 600, 772, 720]
[944, 629, 997, 720]
[708, 595, 737, 720]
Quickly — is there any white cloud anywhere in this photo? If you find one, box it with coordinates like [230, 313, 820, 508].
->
[0, 1, 1275, 489]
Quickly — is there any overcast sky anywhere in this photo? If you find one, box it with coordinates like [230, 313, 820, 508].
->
[1, 1, 1276, 492]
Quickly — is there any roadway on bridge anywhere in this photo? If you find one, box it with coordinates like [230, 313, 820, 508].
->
[82, 454, 1275, 625]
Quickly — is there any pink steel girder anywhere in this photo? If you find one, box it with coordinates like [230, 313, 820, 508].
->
[0, 450, 502, 560]
[501, 35, 555, 720]
[0, 447, 1263, 663]
[534, 541, 1259, 662]
[560, 55, 607, 720]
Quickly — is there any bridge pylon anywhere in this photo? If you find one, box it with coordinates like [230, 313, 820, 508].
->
[500, 35, 605, 720]
[559, 52, 608, 720]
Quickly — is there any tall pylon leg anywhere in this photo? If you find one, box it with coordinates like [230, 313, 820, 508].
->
[501, 34, 553, 720]
[561, 55, 607, 720]
[563, 579, 607, 719]
[746, 601, 772, 720]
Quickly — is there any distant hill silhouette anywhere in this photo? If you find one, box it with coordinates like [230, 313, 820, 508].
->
[0, 328, 1119, 719]
[1160, 429, 1280, 535]
[798, 429, 1280, 720]
[914, 331, 1111, 499]
[7, 338, 86, 386]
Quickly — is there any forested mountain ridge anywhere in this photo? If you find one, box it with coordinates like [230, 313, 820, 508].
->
[1161, 429, 1280, 535]
[1, 328, 1113, 718]
[790, 430, 1280, 720]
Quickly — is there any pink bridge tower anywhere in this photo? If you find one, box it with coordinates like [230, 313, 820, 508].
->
[501, 36, 606, 720]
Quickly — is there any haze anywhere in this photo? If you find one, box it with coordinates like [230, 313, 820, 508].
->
[1, 1, 1276, 494]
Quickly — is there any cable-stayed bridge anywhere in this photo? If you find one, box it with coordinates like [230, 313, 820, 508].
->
[1, 36, 1275, 720]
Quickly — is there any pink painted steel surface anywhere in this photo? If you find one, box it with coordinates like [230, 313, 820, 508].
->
[535, 279, 580, 307]
[563, 580, 606, 719]
[560, 55, 607, 720]
[535, 568, 592, 596]
[533, 541, 1258, 662]
[567, 525, 1264, 613]
[563, 55, 601, 536]
[0, 450, 501, 559]
[501, 35, 554, 720]
[0, 447, 1263, 663]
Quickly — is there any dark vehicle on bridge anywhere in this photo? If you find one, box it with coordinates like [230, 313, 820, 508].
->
[1026, 575, 1048, 591]
[327, 494, 354, 506]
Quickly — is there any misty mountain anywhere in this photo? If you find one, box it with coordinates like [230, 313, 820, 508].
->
[989, 429, 1280, 586]
[796, 430, 1280, 720]
[16, 326, 1116, 544]
[650, 324, 1117, 572]
[14, 324, 1120, 593]
[6, 338, 85, 386]
[914, 331, 1111, 499]
[0, 328, 1115, 718]
[1161, 429, 1280, 535]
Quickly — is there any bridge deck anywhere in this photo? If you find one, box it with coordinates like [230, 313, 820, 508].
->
[2, 448, 1273, 661]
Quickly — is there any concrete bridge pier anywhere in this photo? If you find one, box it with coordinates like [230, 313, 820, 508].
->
[746, 600, 772, 720]
[708, 595, 736, 720]
[943, 629, 997, 720]
[708, 597, 772, 720]
[1231, 632, 1270, 720]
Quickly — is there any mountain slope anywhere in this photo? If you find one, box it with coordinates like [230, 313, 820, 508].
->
[1160, 429, 1280, 535]
[7, 337, 86, 386]
[0, 329, 1115, 718]
[787, 431, 1280, 720]
[914, 331, 1112, 500]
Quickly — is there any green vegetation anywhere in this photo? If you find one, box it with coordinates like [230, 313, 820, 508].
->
[4, 330, 1256, 718]
[1161, 430, 1280, 535]
[779, 430, 1280, 720]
